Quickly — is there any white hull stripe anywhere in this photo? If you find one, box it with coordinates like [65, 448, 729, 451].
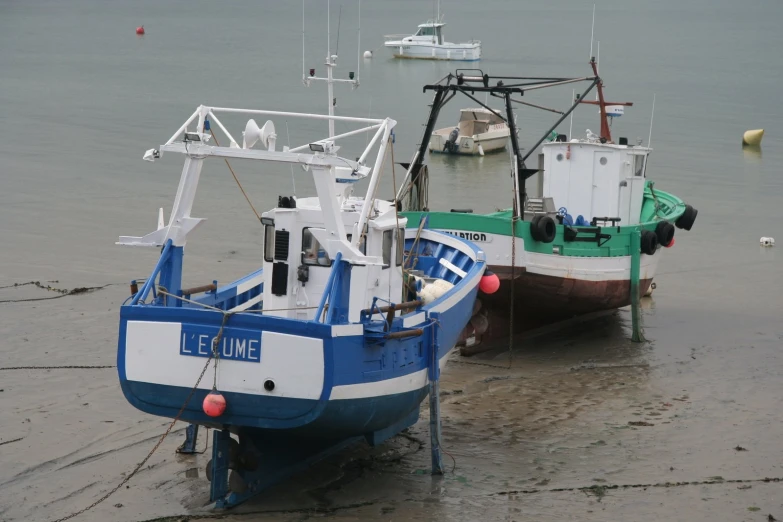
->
[329, 350, 451, 400]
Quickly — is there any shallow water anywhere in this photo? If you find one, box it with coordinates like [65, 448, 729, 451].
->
[1, 0, 782, 520]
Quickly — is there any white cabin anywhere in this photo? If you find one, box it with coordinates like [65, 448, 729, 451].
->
[541, 137, 650, 225]
[261, 188, 405, 323]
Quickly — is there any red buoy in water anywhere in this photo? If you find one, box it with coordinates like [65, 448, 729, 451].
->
[136, 25, 145, 35]
[203, 389, 226, 417]
[479, 271, 500, 294]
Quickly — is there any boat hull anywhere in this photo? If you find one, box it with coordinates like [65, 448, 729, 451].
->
[429, 132, 508, 155]
[384, 42, 481, 61]
[117, 229, 485, 441]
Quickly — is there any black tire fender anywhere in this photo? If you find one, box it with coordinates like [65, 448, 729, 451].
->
[529, 215, 542, 241]
[675, 204, 698, 231]
[535, 216, 556, 243]
[640, 230, 659, 255]
[655, 221, 675, 247]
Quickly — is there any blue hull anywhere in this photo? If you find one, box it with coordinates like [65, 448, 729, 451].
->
[118, 232, 484, 444]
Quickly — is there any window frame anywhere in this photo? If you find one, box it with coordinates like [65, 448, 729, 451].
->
[381, 229, 393, 269]
[263, 224, 275, 262]
[300, 227, 333, 267]
[396, 228, 405, 267]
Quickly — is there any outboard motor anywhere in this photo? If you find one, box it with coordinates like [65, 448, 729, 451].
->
[444, 126, 460, 153]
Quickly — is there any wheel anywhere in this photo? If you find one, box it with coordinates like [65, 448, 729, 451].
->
[640, 230, 659, 255]
[655, 221, 675, 247]
[675, 204, 698, 231]
[535, 216, 556, 243]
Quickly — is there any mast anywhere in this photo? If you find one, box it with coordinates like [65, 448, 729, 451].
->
[302, 0, 361, 139]
[576, 57, 632, 143]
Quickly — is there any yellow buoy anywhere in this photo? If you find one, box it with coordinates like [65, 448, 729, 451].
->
[742, 129, 764, 146]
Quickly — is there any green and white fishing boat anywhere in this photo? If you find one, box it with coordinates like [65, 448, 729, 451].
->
[398, 61, 698, 347]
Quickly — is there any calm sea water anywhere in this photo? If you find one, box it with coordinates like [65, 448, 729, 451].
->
[1, 1, 782, 519]
[1, 0, 781, 287]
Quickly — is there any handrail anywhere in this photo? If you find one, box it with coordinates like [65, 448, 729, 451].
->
[314, 252, 343, 322]
[132, 239, 173, 305]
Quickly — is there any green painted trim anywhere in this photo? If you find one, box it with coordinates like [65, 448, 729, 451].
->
[401, 184, 687, 259]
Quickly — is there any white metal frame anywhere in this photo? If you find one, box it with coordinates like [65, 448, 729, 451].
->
[119, 104, 396, 267]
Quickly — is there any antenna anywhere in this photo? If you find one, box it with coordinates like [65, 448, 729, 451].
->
[647, 93, 656, 147]
[569, 89, 575, 139]
[335, 4, 342, 56]
[302, 0, 361, 138]
[642, 93, 656, 177]
[589, 4, 595, 59]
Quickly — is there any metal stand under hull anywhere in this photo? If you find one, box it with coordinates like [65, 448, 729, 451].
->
[207, 407, 423, 509]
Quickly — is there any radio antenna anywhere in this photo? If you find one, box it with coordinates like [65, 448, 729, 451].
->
[589, 4, 595, 59]
[642, 93, 656, 177]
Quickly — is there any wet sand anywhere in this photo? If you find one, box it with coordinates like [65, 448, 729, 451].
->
[2, 246, 781, 522]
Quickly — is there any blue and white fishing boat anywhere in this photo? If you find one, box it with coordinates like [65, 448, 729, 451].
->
[116, 103, 486, 507]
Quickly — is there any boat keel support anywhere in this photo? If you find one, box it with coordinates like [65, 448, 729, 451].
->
[428, 315, 444, 475]
[630, 229, 646, 343]
[176, 424, 200, 454]
[209, 428, 362, 509]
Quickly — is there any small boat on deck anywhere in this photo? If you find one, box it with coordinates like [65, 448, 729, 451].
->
[429, 107, 510, 155]
[384, 20, 481, 61]
[116, 105, 486, 507]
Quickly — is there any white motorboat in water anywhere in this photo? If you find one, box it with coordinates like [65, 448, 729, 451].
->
[428, 108, 509, 155]
[384, 20, 480, 61]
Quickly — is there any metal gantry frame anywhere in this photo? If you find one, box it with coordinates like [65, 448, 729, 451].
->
[400, 69, 602, 218]
[121, 104, 395, 269]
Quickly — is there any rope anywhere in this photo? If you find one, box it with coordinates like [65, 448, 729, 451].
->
[155, 289, 317, 314]
[508, 216, 518, 369]
[0, 365, 115, 371]
[209, 129, 261, 221]
[50, 351, 216, 522]
[50, 309, 238, 522]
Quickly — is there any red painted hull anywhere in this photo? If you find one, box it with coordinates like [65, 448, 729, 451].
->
[458, 265, 651, 347]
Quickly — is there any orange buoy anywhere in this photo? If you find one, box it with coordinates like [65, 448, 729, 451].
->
[136, 26, 145, 35]
[203, 389, 226, 417]
[479, 271, 500, 294]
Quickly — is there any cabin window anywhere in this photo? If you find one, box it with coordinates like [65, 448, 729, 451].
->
[599, 156, 608, 165]
[382, 229, 393, 268]
[301, 228, 332, 266]
[346, 233, 367, 255]
[634, 155, 645, 177]
[556, 153, 564, 162]
[396, 228, 405, 266]
[416, 26, 435, 36]
[263, 225, 275, 262]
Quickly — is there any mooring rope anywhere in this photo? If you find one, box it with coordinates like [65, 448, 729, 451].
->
[49, 310, 236, 522]
[209, 129, 261, 221]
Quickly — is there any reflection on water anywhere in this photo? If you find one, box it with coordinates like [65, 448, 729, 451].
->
[742, 143, 762, 161]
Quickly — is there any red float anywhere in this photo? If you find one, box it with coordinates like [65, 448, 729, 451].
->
[479, 271, 500, 294]
[664, 237, 675, 248]
[203, 389, 226, 417]
[136, 26, 145, 35]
